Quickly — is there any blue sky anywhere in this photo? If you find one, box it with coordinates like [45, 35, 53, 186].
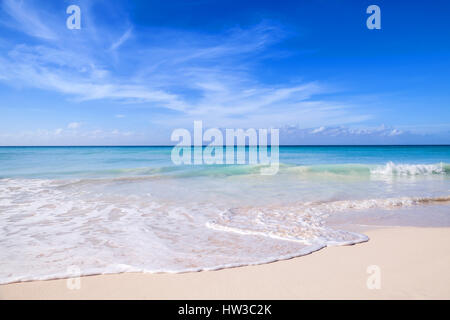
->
[0, 0, 449, 145]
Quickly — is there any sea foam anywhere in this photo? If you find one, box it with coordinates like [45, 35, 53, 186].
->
[1, 174, 449, 285]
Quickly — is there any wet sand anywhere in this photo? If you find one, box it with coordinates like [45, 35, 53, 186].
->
[1, 227, 449, 300]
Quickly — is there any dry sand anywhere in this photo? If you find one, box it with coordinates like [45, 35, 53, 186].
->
[1, 227, 449, 300]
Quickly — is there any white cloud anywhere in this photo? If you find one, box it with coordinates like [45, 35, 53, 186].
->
[0, 2, 372, 130]
[1, 124, 448, 146]
[68, 122, 82, 129]
[110, 28, 133, 51]
[388, 129, 403, 136]
[279, 125, 410, 144]
[0, 127, 144, 146]
[2, 0, 57, 40]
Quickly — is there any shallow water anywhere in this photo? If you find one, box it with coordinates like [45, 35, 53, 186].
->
[0, 146, 449, 284]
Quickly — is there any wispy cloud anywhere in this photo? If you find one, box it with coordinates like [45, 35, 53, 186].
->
[278, 125, 414, 145]
[0, 0, 372, 134]
[0, 127, 144, 146]
[2, 0, 58, 40]
[2, 124, 449, 146]
[110, 28, 133, 51]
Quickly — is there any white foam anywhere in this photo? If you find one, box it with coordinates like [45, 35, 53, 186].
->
[0, 177, 448, 285]
[371, 162, 445, 176]
[205, 195, 450, 247]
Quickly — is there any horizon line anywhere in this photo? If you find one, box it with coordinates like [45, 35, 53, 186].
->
[1, 144, 450, 148]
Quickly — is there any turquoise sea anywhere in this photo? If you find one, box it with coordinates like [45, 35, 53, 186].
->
[1, 146, 449, 283]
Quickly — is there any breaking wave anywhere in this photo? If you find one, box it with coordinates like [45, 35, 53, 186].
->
[206, 195, 450, 244]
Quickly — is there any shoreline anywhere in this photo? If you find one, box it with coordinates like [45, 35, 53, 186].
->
[1, 226, 449, 300]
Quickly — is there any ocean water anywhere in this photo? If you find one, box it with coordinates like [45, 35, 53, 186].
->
[0, 146, 449, 284]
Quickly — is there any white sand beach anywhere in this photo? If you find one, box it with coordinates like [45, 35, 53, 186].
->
[1, 226, 449, 300]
